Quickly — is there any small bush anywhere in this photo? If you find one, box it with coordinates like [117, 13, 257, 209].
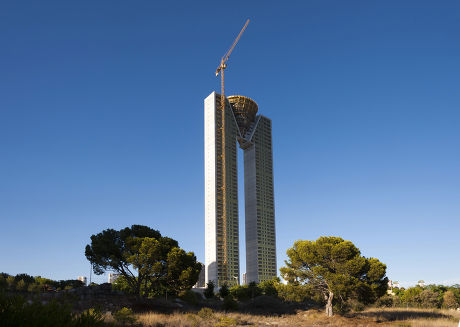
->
[16, 279, 27, 291]
[27, 283, 41, 293]
[0, 276, 6, 291]
[179, 289, 201, 305]
[197, 307, 214, 319]
[333, 302, 349, 315]
[219, 284, 230, 298]
[204, 281, 215, 299]
[247, 282, 262, 298]
[348, 299, 365, 312]
[6, 276, 16, 291]
[113, 307, 136, 325]
[334, 298, 363, 315]
[443, 290, 459, 309]
[229, 285, 250, 301]
[376, 294, 395, 307]
[258, 278, 279, 297]
[215, 316, 237, 327]
[222, 295, 238, 311]
[76, 308, 106, 327]
[249, 295, 286, 313]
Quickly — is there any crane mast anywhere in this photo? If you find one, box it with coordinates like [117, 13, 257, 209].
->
[215, 19, 249, 285]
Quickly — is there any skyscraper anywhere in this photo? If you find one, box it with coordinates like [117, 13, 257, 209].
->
[204, 92, 276, 287]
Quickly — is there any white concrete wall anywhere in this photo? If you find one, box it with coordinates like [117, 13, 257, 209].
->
[204, 92, 217, 286]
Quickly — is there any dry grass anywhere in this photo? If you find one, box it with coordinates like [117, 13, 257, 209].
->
[356, 308, 460, 327]
[104, 308, 460, 327]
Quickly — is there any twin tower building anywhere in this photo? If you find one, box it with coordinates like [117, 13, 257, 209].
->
[204, 92, 276, 287]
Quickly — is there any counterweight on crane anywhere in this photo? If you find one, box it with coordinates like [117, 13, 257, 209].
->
[215, 19, 250, 285]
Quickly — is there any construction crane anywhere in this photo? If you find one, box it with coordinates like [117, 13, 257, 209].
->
[215, 19, 250, 285]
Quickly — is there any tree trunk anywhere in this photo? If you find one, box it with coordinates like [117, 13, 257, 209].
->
[325, 291, 334, 317]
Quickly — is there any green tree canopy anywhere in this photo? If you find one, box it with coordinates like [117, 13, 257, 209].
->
[85, 225, 201, 297]
[418, 289, 441, 308]
[401, 286, 423, 306]
[280, 236, 388, 316]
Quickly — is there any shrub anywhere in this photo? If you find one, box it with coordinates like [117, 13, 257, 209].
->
[113, 307, 136, 325]
[0, 294, 71, 326]
[228, 283, 264, 301]
[215, 316, 237, 327]
[249, 295, 287, 313]
[333, 302, 350, 315]
[247, 282, 262, 298]
[443, 290, 459, 309]
[258, 278, 279, 297]
[219, 284, 230, 298]
[401, 287, 423, 306]
[0, 275, 7, 290]
[451, 287, 460, 304]
[197, 307, 214, 319]
[229, 285, 251, 301]
[332, 297, 366, 314]
[222, 295, 238, 311]
[418, 289, 440, 308]
[6, 276, 15, 291]
[376, 294, 395, 307]
[275, 283, 311, 302]
[204, 281, 215, 299]
[16, 280, 27, 292]
[179, 289, 201, 305]
[76, 308, 106, 327]
[0, 292, 108, 326]
[347, 298, 365, 312]
[27, 283, 41, 293]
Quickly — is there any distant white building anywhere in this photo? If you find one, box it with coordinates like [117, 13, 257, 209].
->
[108, 273, 120, 284]
[77, 276, 87, 286]
[417, 280, 425, 287]
[194, 263, 205, 288]
[387, 280, 395, 295]
[242, 273, 247, 286]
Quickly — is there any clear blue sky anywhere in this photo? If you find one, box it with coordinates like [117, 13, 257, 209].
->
[1, 1, 459, 287]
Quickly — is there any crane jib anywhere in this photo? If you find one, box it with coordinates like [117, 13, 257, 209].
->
[214, 18, 250, 286]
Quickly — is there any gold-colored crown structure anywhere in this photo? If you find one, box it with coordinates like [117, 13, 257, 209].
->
[228, 95, 258, 136]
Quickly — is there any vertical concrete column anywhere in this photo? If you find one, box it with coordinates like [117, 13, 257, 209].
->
[244, 144, 259, 283]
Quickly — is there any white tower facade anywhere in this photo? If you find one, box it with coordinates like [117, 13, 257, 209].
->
[204, 92, 240, 287]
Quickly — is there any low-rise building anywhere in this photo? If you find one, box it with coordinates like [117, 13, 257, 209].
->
[77, 276, 87, 286]
[108, 273, 120, 284]
[194, 263, 205, 288]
